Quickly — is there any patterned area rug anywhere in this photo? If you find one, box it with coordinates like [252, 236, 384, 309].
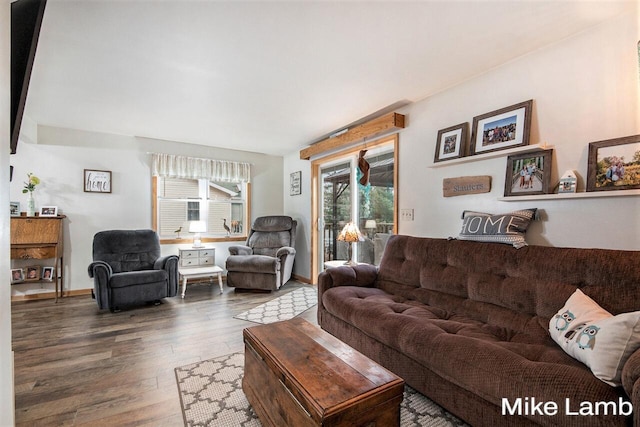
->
[175, 352, 469, 427]
[233, 286, 317, 324]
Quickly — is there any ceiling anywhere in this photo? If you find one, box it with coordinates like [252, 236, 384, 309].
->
[24, 0, 634, 156]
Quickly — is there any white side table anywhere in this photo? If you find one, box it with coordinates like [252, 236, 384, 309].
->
[178, 265, 224, 298]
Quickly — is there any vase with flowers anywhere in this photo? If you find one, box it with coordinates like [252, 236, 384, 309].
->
[22, 173, 40, 216]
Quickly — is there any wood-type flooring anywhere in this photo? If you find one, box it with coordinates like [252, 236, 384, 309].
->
[11, 280, 317, 426]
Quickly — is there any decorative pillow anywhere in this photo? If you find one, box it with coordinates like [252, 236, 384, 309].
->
[457, 208, 537, 248]
[548, 289, 640, 386]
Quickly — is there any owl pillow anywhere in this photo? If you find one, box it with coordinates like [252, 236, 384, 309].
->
[549, 289, 640, 386]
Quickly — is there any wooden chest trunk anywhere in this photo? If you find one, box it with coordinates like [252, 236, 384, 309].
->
[243, 318, 404, 427]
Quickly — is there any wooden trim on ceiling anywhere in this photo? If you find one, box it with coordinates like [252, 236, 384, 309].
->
[300, 112, 405, 160]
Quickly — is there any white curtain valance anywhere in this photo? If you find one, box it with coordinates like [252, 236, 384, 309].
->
[151, 153, 251, 182]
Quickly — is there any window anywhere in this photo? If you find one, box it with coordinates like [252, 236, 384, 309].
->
[154, 176, 248, 241]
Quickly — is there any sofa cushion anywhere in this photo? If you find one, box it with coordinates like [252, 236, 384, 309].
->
[322, 285, 624, 409]
[226, 254, 279, 274]
[457, 208, 537, 248]
[549, 289, 640, 386]
[109, 269, 168, 288]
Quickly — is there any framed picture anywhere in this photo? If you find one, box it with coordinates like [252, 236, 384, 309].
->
[10, 201, 20, 216]
[84, 169, 112, 193]
[24, 265, 41, 282]
[434, 123, 468, 162]
[41, 267, 54, 281]
[11, 268, 24, 284]
[558, 170, 577, 194]
[587, 134, 640, 192]
[290, 171, 301, 196]
[470, 100, 533, 155]
[40, 206, 58, 217]
[504, 149, 553, 197]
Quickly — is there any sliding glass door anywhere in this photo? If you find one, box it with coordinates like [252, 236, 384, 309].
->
[313, 136, 397, 276]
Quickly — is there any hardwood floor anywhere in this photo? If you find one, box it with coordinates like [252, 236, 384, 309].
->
[11, 281, 317, 426]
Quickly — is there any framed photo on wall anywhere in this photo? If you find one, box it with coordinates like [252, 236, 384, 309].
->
[504, 149, 553, 197]
[470, 100, 533, 155]
[290, 171, 301, 196]
[587, 134, 640, 192]
[84, 169, 112, 193]
[434, 123, 468, 163]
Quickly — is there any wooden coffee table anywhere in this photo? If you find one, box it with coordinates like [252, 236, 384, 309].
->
[243, 317, 404, 427]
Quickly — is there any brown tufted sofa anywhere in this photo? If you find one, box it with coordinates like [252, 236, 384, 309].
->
[317, 235, 640, 427]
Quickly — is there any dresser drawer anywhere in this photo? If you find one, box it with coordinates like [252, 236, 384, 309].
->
[199, 256, 215, 266]
[180, 250, 200, 259]
[180, 257, 199, 267]
[11, 247, 56, 260]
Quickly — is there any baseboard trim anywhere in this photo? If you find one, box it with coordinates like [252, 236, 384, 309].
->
[292, 274, 312, 284]
[11, 288, 92, 302]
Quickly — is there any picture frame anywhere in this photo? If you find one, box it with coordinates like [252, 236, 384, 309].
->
[10, 201, 20, 216]
[11, 268, 24, 284]
[24, 265, 41, 282]
[587, 134, 640, 192]
[290, 171, 301, 196]
[39, 206, 58, 217]
[434, 123, 468, 162]
[470, 100, 533, 155]
[504, 149, 553, 197]
[558, 170, 577, 194]
[41, 266, 54, 282]
[84, 169, 112, 193]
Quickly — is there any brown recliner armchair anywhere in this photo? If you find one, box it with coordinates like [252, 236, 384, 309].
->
[225, 216, 297, 291]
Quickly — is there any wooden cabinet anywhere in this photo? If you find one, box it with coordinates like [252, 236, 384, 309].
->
[10, 215, 65, 301]
[179, 247, 215, 267]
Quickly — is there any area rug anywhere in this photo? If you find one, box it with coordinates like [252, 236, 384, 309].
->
[175, 352, 469, 427]
[233, 286, 317, 324]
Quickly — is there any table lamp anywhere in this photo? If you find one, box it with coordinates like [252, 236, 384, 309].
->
[364, 219, 377, 238]
[189, 220, 207, 248]
[337, 222, 364, 266]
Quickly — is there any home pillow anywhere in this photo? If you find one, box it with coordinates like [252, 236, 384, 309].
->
[548, 289, 640, 386]
[457, 208, 537, 248]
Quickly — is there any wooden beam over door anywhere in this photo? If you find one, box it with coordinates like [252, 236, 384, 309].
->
[300, 112, 405, 160]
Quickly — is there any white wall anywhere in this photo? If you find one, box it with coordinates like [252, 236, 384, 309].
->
[283, 151, 312, 281]
[9, 125, 284, 296]
[286, 5, 640, 281]
[1, 1, 15, 424]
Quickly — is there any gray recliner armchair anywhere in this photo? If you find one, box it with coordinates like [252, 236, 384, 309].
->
[88, 229, 179, 312]
[226, 216, 297, 291]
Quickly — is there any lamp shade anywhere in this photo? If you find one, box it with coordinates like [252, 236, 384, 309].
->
[337, 222, 364, 243]
[364, 220, 377, 230]
[189, 221, 207, 233]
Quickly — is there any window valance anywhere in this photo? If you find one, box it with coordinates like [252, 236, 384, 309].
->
[151, 153, 251, 182]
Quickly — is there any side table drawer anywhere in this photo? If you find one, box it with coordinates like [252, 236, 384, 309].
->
[11, 247, 56, 260]
[180, 258, 199, 267]
[199, 249, 215, 258]
[199, 256, 215, 266]
[180, 250, 199, 259]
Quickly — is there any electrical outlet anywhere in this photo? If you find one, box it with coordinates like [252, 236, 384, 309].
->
[400, 208, 414, 221]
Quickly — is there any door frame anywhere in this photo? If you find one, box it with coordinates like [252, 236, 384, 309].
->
[310, 134, 399, 281]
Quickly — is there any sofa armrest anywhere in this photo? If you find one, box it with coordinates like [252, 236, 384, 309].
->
[276, 246, 296, 258]
[88, 260, 112, 280]
[317, 264, 378, 325]
[154, 255, 179, 297]
[622, 348, 640, 405]
[229, 245, 252, 256]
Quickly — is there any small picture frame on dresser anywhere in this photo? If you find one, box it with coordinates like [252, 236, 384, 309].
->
[10, 201, 20, 216]
[24, 265, 41, 282]
[11, 268, 24, 284]
[42, 266, 54, 281]
[40, 206, 58, 217]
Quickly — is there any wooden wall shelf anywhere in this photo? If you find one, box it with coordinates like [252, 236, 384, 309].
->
[428, 144, 549, 168]
[498, 189, 640, 202]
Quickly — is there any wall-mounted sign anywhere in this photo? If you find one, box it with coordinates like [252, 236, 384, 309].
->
[443, 176, 491, 197]
[84, 169, 112, 193]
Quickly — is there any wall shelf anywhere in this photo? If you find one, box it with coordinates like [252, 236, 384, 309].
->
[428, 144, 550, 168]
[498, 189, 640, 202]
